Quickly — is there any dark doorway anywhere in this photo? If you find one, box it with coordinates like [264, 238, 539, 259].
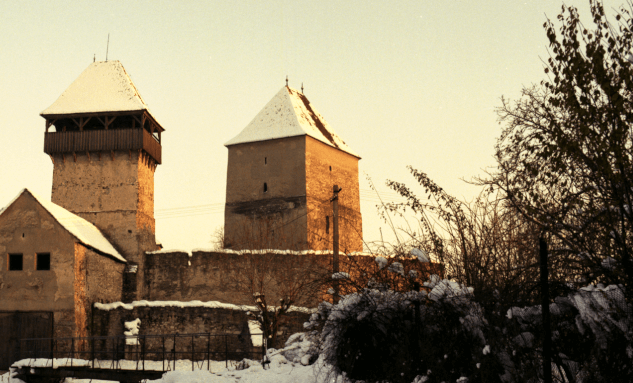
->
[0, 312, 53, 370]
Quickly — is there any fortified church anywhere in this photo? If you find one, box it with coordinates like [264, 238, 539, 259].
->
[0, 61, 366, 368]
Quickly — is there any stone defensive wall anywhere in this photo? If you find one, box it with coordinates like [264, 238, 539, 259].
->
[91, 300, 310, 358]
[88, 249, 441, 358]
[141, 249, 443, 306]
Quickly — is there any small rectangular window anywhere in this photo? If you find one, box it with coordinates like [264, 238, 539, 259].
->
[37, 253, 51, 270]
[9, 254, 23, 271]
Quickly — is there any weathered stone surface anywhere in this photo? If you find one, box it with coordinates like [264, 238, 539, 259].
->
[51, 151, 158, 266]
[305, 136, 362, 252]
[0, 192, 125, 344]
[143, 250, 330, 308]
[224, 135, 362, 251]
[224, 136, 309, 250]
[92, 304, 310, 359]
[51, 151, 158, 300]
[0, 192, 76, 312]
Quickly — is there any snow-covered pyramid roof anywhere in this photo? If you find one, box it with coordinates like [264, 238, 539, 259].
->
[225, 86, 359, 158]
[0, 189, 126, 263]
[40, 60, 154, 119]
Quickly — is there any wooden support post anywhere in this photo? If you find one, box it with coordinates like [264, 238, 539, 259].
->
[86, 152, 91, 162]
[332, 185, 341, 303]
[111, 151, 115, 161]
[540, 237, 552, 383]
[73, 152, 77, 162]
[45, 119, 56, 132]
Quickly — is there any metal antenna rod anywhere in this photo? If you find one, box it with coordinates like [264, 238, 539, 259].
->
[106, 33, 110, 62]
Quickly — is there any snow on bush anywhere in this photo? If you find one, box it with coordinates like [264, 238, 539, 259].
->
[411, 248, 430, 263]
[375, 256, 388, 269]
[501, 283, 633, 382]
[306, 275, 491, 383]
[387, 261, 404, 276]
[279, 332, 319, 366]
[332, 272, 350, 280]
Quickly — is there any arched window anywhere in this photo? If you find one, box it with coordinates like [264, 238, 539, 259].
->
[264, 183, 268, 193]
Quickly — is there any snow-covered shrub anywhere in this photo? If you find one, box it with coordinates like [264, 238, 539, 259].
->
[306, 276, 499, 383]
[280, 332, 319, 366]
[501, 284, 633, 382]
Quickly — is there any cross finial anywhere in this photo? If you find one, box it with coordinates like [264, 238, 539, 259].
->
[286, 76, 288, 87]
[301, 82, 304, 93]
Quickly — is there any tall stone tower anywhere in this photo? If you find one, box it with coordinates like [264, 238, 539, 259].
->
[40, 61, 164, 296]
[224, 86, 362, 252]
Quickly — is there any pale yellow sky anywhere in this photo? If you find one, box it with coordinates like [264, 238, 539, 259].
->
[0, 0, 619, 250]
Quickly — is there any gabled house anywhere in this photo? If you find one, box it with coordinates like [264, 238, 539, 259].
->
[0, 188, 126, 369]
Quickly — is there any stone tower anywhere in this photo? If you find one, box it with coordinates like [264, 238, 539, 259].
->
[40, 61, 164, 297]
[224, 86, 362, 252]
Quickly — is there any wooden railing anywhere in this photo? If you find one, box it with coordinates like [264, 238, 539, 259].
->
[44, 129, 161, 164]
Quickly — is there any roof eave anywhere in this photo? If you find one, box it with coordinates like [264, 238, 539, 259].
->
[225, 134, 361, 159]
[41, 109, 166, 133]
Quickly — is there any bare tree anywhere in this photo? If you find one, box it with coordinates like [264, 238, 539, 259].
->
[381, 168, 558, 306]
[223, 220, 331, 348]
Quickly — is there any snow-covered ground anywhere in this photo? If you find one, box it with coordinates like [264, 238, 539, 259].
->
[3, 334, 332, 383]
[1, 355, 336, 383]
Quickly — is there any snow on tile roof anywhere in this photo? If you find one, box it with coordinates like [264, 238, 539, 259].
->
[40, 61, 153, 118]
[0, 189, 126, 263]
[225, 86, 359, 158]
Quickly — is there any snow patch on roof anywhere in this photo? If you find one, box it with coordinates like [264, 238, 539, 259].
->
[94, 299, 315, 314]
[1, 189, 126, 262]
[225, 86, 359, 158]
[41, 61, 152, 117]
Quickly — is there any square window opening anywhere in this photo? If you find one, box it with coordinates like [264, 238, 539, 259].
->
[37, 253, 51, 270]
[9, 254, 23, 271]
